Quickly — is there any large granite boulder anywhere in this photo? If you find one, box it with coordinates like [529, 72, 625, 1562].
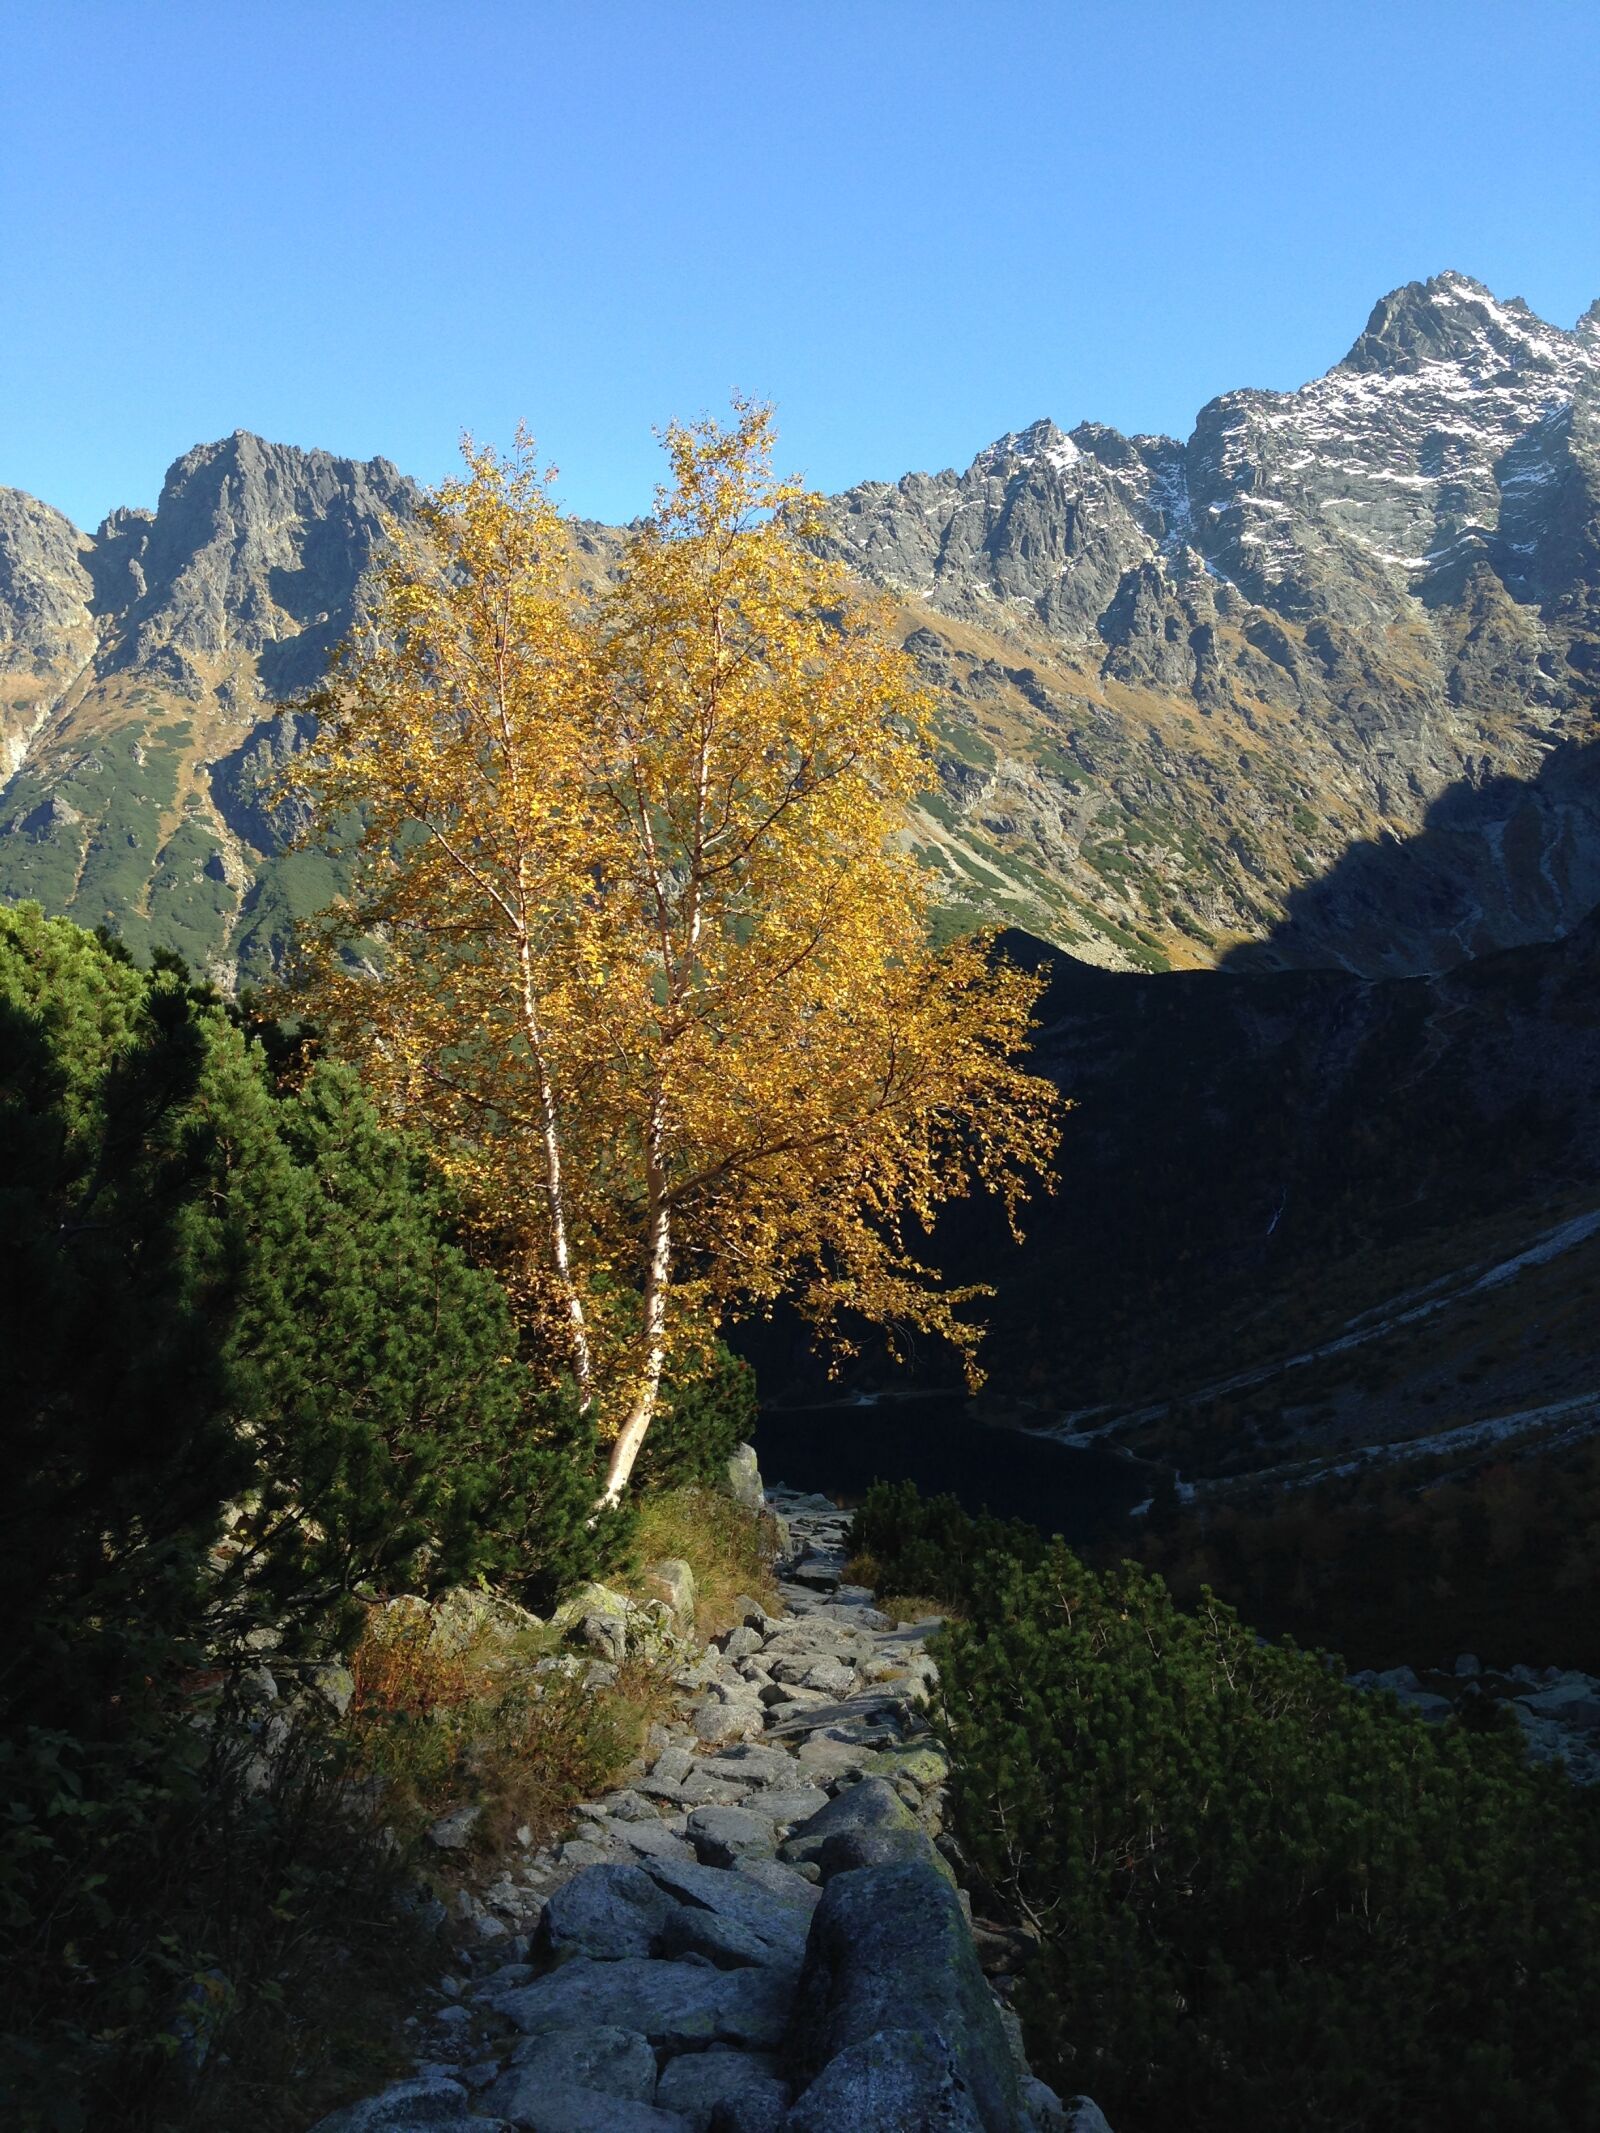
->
[784, 1861, 1026, 2133]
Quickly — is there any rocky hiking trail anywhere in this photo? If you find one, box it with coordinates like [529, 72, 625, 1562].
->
[314, 1487, 1110, 2133]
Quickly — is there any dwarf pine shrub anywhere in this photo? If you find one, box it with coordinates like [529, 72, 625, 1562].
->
[852, 1482, 1600, 2132]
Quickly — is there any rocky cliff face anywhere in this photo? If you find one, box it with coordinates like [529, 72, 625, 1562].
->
[821, 273, 1600, 974]
[0, 433, 417, 977]
[3, 274, 1600, 981]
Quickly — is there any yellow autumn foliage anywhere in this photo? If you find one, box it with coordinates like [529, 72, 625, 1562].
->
[283, 403, 1060, 1497]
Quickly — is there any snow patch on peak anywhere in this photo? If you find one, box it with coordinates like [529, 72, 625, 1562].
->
[972, 419, 1081, 477]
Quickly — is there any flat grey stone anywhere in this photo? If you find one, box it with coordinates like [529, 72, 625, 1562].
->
[653, 1742, 697, 1785]
[493, 2085, 690, 2133]
[589, 1789, 665, 1824]
[737, 1858, 823, 1910]
[599, 1815, 698, 1863]
[769, 1656, 857, 1698]
[308, 2076, 498, 2133]
[496, 1958, 793, 2052]
[760, 1787, 830, 1827]
[641, 1855, 813, 1962]
[717, 1625, 765, 1660]
[657, 1901, 801, 1973]
[789, 1729, 898, 1773]
[816, 1824, 949, 1883]
[697, 1746, 799, 1788]
[688, 1805, 778, 1868]
[495, 2024, 658, 2103]
[691, 1697, 763, 1746]
[680, 1771, 756, 1807]
[559, 1836, 629, 1869]
[536, 1864, 672, 1961]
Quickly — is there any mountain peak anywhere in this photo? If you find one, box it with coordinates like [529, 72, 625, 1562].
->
[971, 417, 1080, 478]
[1338, 271, 1567, 376]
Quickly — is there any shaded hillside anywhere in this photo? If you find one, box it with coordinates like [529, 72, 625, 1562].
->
[962, 885, 1600, 1478]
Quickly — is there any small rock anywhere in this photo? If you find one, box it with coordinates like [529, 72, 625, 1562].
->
[699, 1745, 797, 1788]
[717, 1625, 765, 1661]
[688, 1806, 779, 1869]
[791, 1736, 876, 1783]
[679, 1771, 755, 1807]
[559, 1836, 628, 1869]
[495, 2088, 689, 2132]
[778, 1778, 916, 1869]
[601, 1815, 699, 1865]
[646, 1558, 699, 1624]
[536, 1863, 672, 1962]
[553, 1582, 635, 1662]
[1373, 1665, 1421, 1694]
[652, 1741, 697, 1786]
[737, 1858, 823, 1909]
[726, 1442, 765, 1513]
[426, 1804, 481, 1853]
[657, 1904, 796, 1972]
[759, 1786, 830, 1828]
[310, 1662, 357, 1716]
[691, 1697, 762, 1747]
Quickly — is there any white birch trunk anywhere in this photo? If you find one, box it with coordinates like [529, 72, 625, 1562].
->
[600, 1096, 672, 1503]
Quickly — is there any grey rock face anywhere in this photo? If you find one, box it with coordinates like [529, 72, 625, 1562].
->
[815, 273, 1600, 978]
[641, 1855, 813, 1966]
[782, 2027, 988, 2133]
[777, 1777, 917, 1870]
[535, 1863, 672, 1960]
[110, 431, 416, 685]
[785, 1861, 1025, 2133]
[496, 1957, 794, 2052]
[657, 2051, 789, 2132]
[0, 488, 94, 678]
[687, 1805, 779, 1868]
[493, 2023, 659, 2103]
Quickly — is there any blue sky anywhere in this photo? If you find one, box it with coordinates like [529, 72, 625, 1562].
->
[4, 0, 1598, 533]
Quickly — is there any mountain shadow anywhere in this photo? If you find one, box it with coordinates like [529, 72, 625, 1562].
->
[747, 889, 1600, 1500]
[1219, 734, 1600, 976]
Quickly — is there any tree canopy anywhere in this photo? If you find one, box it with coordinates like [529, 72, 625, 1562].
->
[285, 403, 1060, 1496]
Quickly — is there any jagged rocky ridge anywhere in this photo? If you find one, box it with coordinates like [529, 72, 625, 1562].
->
[3, 273, 1600, 981]
[820, 273, 1600, 974]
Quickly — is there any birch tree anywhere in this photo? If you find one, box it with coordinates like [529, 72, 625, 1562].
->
[286, 404, 1060, 1502]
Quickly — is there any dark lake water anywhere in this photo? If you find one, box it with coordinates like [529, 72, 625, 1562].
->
[752, 1394, 1150, 1548]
